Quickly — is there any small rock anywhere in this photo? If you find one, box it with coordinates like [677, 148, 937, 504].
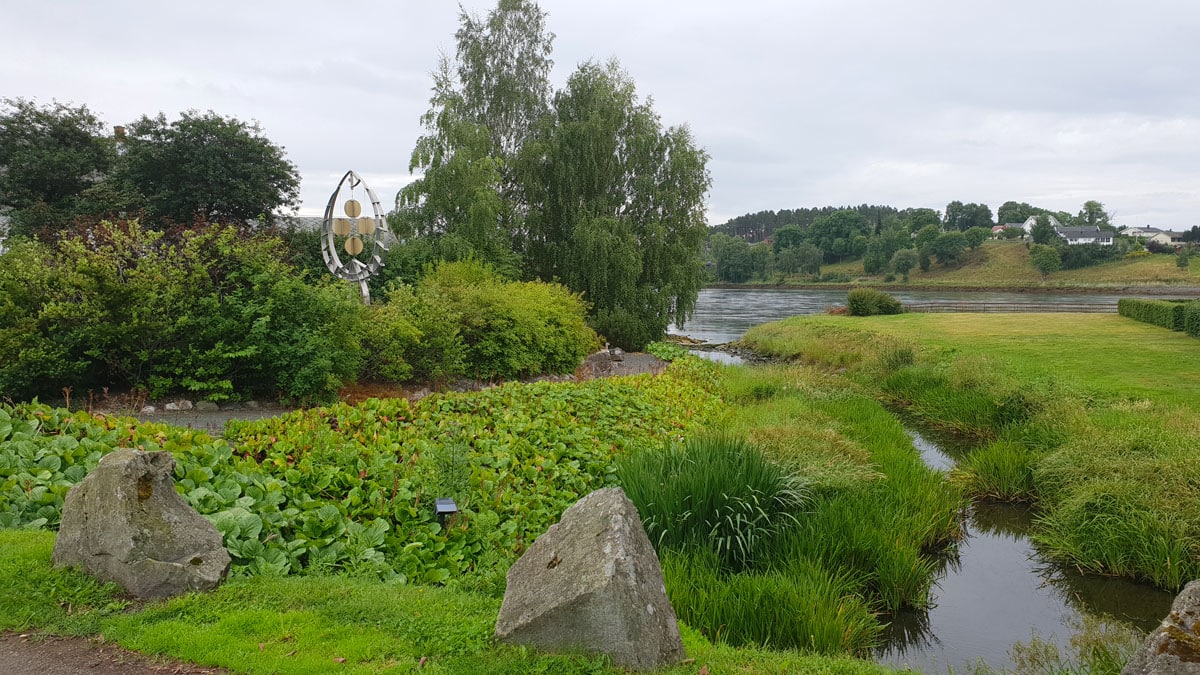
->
[495, 487, 684, 670]
[194, 400, 220, 412]
[164, 400, 193, 411]
[53, 449, 230, 599]
[243, 400, 261, 410]
[140, 405, 157, 414]
[1124, 580, 1200, 674]
[218, 401, 244, 411]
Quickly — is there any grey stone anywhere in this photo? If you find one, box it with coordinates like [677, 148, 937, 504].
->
[194, 400, 220, 412]
[164, 400, 193, 411]
[243, 400, 261, 409]
[1124, 580, 1200, 674]
[52, 449, 230, 599]
[495, 487, 684, 670]
[140, 405, 157, 414]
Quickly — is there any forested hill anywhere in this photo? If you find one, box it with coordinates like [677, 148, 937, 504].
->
[712, 205, 901, 242]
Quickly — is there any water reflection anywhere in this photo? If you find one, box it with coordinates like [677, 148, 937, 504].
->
[686, 349, 746, 365]
[877, 450, 1174, 673]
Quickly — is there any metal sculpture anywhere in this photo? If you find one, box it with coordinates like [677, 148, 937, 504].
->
[321, 170, 390, 303]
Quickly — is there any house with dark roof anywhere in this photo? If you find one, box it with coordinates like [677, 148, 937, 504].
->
[1055, 225, 1113, 245]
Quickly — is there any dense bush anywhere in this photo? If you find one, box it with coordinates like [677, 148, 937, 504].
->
[1058, 242, 1122, 270]
[1117, 298, 1189, 332]
[414, 261, 600, 381]
[846, 288, 903, 316]
[1187, 301, 1200, 338]
[0, 222, 364, 403]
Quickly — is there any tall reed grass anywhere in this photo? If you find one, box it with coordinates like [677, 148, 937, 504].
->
[662, 549, 882, 655]
[616, 435, 806, 571]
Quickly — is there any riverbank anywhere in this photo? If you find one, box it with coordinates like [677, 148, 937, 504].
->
[706, 281, 1200, 294]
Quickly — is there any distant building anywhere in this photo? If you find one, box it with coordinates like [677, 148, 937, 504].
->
[1021, 214, 1063, 233]
[1147, 231, 1187, 247]
[1055, 226, 1113, 245]
[1122, 226, 1165, 240]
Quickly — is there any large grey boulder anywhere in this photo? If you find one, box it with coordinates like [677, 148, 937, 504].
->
[1124, 580, 1200, 674]
[53, 449, 230, 599]
[494, 487, 685, 670]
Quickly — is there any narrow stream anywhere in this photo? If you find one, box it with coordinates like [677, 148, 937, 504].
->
[876, 430, 1174, 673]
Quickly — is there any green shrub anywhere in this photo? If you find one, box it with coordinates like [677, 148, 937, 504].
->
[417, 261, 599, 380]
[1185, 301, 1200, 338]
[1117, 297, 1189, 331]
[0, 221, 366, 403]
[616, 435, 806, 571]
[846, 288, 903, 316]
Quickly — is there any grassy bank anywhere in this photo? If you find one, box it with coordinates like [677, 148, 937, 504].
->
[741, 312, 1200, 589]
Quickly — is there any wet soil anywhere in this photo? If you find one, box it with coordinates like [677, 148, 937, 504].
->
[0, 633, 227, 675]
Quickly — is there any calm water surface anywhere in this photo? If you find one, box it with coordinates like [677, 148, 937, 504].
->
[877, 431, 1174, 673]
[671, 287, 1192, 343]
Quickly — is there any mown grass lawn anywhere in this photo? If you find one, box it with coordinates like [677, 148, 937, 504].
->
[786, 312, 1200, 408]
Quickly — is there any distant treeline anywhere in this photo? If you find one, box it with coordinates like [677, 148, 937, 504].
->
[712, 205, 909, 242]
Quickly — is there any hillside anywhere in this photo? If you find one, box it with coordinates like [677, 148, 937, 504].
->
[809, 240, 1196, 290]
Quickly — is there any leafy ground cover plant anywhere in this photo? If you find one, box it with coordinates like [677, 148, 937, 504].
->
[0, 360, 722, 588]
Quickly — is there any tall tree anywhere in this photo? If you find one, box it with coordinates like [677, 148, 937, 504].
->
[0, 98, 116, 237]
[519, 60, 711, 349]
[121, 111, 299, 226]
[1031, 215, 1059, 245]
[997, 201, 1038, 225]
[945, 201, 993, 231]
[396, 0, 554, 267]
[1076, 200, 1112, 229]
[805, 209, 870, 262]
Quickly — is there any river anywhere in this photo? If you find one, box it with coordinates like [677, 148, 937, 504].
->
[878, 431, 1174, 673]
[671, 287, 1196, 343]
[672, 287, 1180, 672]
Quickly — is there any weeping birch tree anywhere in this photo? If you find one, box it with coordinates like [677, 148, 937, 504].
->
[396, 1, 711, 350]
[518, 61, 711, 349]
[392, 0, 553, 273]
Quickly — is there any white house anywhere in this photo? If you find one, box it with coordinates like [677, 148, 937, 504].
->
[1123, 226, 1164, 240]
[1021, 214, 1063, 233]
[1055, 226, 1114, 245]
[1147, 231, 1186, 247]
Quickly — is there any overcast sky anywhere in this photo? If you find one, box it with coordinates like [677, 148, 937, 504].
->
[4, 1, 1197, 227]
